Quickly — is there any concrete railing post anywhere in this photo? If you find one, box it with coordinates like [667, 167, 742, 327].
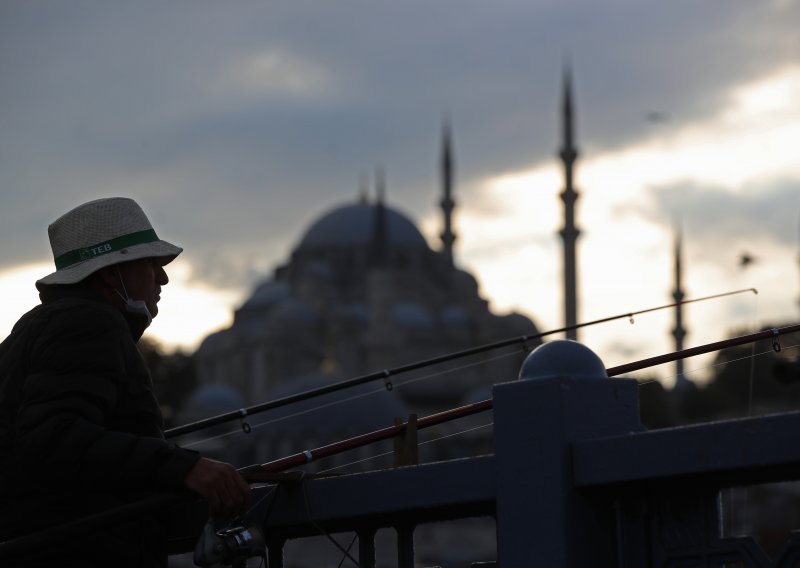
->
[493, 340, 643, 567]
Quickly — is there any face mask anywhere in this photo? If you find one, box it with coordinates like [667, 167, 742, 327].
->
[115, 267, 153, 330]
[124, 298, 153, 328]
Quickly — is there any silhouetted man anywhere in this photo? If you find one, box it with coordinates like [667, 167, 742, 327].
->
[0, 197, 251, 567]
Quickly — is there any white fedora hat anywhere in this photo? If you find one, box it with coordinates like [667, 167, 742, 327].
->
[37, 197, 183, 287]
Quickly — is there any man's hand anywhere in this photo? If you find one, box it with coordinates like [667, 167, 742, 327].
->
[184, 457, 251, 518]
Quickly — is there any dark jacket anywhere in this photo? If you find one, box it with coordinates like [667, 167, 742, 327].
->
[0, 287, 200, 567]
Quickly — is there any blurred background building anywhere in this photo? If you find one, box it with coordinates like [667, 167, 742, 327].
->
[179, 124, 539, 474]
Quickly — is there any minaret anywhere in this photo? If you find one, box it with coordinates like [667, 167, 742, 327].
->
[358, 172, 369, 204]
[559, 66, 581, 340]
[370, 167, 388, 268]
[439, 119, 457, 269]
[672, 224, 690, 389]
[365, 166, 398, 370]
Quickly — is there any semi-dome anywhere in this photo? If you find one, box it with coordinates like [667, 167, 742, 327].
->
[264, 298, 318, 330]
[297, 202, 428, 250]
[239, 280, 291, 312]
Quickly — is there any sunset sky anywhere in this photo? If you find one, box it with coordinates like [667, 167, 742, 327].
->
[1, 1, 798, 386]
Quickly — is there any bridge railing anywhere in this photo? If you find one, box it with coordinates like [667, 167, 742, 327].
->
[168, 342, 800, 567]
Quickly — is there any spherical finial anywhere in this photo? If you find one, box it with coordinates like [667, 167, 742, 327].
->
[519, 340, 608, 381]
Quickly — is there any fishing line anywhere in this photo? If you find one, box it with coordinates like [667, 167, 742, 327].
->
[244, 483, 278, 518]
[290, 422, 496, 566]
[179, 386, 389, 450]
[635, 343, 800, 389]
[737, 289, 760, 537]
[166, 288, 758, 439]
[747, 341, 757, 418]
[300, 481, 359, 567]
[179, 348, 523, 450]
[316, 422, 495, 476]
[417, 421, 494, 448]
[166, 341, 522, 439]
[336, 535, 358, 568]
[317, 448, 396, 475]
[740, 289, 762, 420]
[389, 348, 523, 390]
[180, 332, 798, 452]
[182, 331, 797, 452]
[635, 335, 800, 510]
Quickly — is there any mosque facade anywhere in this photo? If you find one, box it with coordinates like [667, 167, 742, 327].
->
[193, 179, 538, 417]
[187, 126, 540, 462]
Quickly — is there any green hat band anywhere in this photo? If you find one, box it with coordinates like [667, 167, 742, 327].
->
[54, 229, 159, 270]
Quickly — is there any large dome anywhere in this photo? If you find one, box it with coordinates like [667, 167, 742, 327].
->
[297, 202, 428, 250]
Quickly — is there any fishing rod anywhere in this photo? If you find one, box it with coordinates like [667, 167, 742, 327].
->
[166, 287, 757, 438]
[2, 320, 795, 560]
[241, 322, 800, 478]
[605, 322, 799, 376]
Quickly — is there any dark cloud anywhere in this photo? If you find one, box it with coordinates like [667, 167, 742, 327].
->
[1, 0, 796, 286]
[625, 178, 799, 264]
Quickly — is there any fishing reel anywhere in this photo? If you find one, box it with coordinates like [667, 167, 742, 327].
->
[194, 518, 266, 568]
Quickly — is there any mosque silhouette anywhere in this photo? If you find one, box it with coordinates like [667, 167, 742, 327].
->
[182, 126, 539, 468]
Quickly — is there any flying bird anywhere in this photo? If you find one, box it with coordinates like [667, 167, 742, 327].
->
[739, 252, 757, 268]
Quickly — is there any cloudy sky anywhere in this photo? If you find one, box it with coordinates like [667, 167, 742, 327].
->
[1, 1, 798, 385]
